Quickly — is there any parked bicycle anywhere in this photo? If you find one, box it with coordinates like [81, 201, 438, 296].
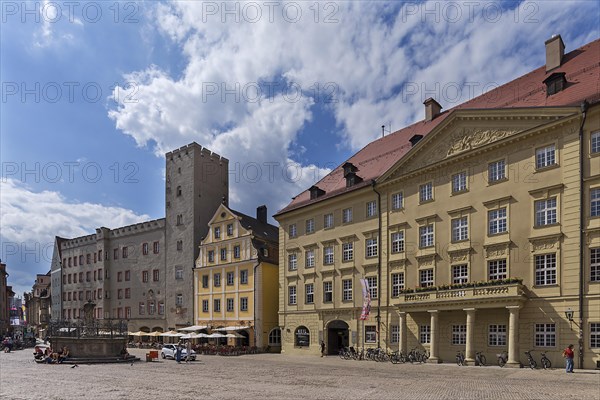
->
[475, 351, 486, 366]
[497, 350, 508, 367]
[389, 350, 406, 364]
[524, 350, 537, 369]
[540, 352, 551, 369]
[456, 351, 465, 366]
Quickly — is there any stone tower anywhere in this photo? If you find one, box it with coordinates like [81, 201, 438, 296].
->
[164, 143, 228, 329]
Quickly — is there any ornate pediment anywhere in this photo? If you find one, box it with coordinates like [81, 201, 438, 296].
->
[446, 128, 520, 157]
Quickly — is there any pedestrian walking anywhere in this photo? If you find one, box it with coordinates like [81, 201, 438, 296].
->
[176, 342, 183, 363]
[563, 344, 574, 373]
[186, 341, 192, 363]
[320, 341, 325, 357]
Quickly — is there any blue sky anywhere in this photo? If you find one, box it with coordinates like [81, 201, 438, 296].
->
[1, 1, 599, 296]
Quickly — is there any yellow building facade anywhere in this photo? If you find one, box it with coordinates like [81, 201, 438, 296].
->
[193, 204, 280, 350]
[275, 36, 600, 369]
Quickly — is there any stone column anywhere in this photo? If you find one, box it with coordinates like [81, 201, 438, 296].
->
[506, 305, 521, 368]
[464, 308, 476, 365]
[427, 310, 441, 363]
[398, 312, 407, 354]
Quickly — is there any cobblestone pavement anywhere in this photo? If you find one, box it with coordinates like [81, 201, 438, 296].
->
[1, 348, 599, 400]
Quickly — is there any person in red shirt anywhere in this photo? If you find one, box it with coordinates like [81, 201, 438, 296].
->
[563, 344, 574, 373]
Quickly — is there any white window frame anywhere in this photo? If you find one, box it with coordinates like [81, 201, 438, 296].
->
[591, 188, 600, 217]
[452, 264, 468, 284]
[488, 159, 506, 183]
[366, 237, 378, 258]
[324, 213, 334, 229]
[452, 325, 467, 345]
[240, 269, 248, 284]
[306, 219, 315, 234]
[289, 224, 297, 237]
[366, 201, 377, 217]
[488, 208, 507, 235]
[419, 182, 433, 203]
[323, 246, 334, 265]
[419, 325, 431, 344]
[488, 259, 507, 280]
[591, 323, 600, 348]
[288, 253, 297, 271]
[535, 253, 557, 286]
[452, 171, 467, 193]
[227, 271, 234, 286]
[592, 131, 600, 154]
[305, 283, 314, 304]
[535, 197, 557, 226]
[391, 231, 404, 253]
[226, 298, 234, 312]
[390, 325, 400, 344]
[419, 224, 434, 248]
[213, 299, 221, 312]
[342, 279, 352, 301]
[536, 144, 556, 169]
[488, 324, 507, 346]
[213, 273, 221, 287]
[391, 192, 403, 210]
[342, 242, 353, 261]
[323, 281, 333, 302]
[202, 300, 209, 313]
[365, 326, 377, 343]
[534, 323, 556, 347]
[240, 297, 248, 311]
[305, 249, 315, 268]
[288, 286, 297, 305]
[342, 208, 353, 223]
[419, 269, 434, 287]
[366, 276, 378, 299]
[591, 248, 600, 282]
[391, 273, 404, 297]
[451, 217, 468, 242]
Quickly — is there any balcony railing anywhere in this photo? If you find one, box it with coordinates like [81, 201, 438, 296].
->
[398, 282, 526, 305]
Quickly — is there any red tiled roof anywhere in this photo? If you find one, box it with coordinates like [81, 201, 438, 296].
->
[276, 38, 600, 216]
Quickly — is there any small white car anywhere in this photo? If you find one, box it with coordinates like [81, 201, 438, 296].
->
[161, 344, 196, 361]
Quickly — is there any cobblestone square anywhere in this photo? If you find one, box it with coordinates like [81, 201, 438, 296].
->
[1, 348, 599, 400]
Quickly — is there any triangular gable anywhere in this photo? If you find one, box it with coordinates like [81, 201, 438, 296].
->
[379, 107, 577, 183]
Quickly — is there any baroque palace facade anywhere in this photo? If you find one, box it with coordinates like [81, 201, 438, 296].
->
[193, 204, 279, 349]
[50, 143, 229, 331]
[274, 35, 600, 369]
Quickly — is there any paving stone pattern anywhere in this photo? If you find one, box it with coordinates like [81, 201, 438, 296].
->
[1, 349, 598, 399]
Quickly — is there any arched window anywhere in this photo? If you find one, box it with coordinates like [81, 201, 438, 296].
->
[295, 326, 310, 347]
[268, 328, 281, 346]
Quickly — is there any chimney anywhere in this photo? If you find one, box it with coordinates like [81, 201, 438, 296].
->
[256, 205, 267, 224]
[423, 98, 442, 121]
[545, 34, 565, 72]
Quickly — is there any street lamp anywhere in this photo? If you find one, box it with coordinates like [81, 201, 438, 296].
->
[565, 308, 574, 322]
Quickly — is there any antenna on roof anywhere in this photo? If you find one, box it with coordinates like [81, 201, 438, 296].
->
[381, 124, 392, 138]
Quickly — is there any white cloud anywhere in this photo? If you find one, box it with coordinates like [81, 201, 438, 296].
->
[108, 0, 599, 212]
[0, 178, 149, 295]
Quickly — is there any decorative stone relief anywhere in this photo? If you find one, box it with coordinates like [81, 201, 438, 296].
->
[485, 244, 509, 258]
[449, 250, 470, 263]
[446, 128, 519, 157]
[531, 240, 557, 252]
[417, 255, 435, 268]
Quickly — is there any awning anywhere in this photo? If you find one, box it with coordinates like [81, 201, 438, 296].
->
[215, 326, 250, 331]
[206, 333, 226, 338]
[224, 332, 244, 339]
[178, 325, 208, 332]
[160, 330, 184, 337]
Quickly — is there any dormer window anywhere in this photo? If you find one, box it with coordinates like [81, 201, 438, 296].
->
[309, 185, 326, 200]
[342, 162, 362, 188]
[343, 162, 357, 176]
[543, 72, 567, 96]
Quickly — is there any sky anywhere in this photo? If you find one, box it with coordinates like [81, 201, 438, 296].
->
[1, 0, 599, 297]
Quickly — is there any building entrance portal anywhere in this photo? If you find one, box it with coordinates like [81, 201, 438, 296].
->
[327, 320, 349, 355]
